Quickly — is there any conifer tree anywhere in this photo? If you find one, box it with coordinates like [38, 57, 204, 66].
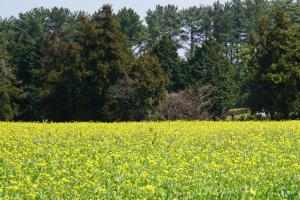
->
[249, 10, 300, 119]
[190, 39, 238, 118]
[152, 36, 184, 91]
[0, 58, 23, 120]
[116, 7, 145, 49]
[76, 5, 133, 120]
[104, 54, 168, 121]
[94, 5, 132, 85]
[180, 6, 212, 58]
[145, 5, 181, 48]
[39, 32, 85, 121]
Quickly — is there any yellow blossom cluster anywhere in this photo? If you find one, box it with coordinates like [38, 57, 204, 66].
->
[0, 121, 300, 199]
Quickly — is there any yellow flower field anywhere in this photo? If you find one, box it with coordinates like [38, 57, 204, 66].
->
[1, 121, 300, 199]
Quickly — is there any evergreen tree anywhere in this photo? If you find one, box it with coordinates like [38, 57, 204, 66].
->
[128, 54, 169, 120]
[0, 58, 23, 120]
[190, 39, 238, 118]
[93, 5, 132, 86]
[41, 5, 133, 121]
[104, 54, 168, 121]
[45, 7, 78, 40]
[211, 2, 233, 45]
[244, 0, 270, 35]
[1, 2, 300, 121]
[145, 5, 181, 48]
[78, 5, 132, 120]
[9, 8, 48, 120]
[249, 10, 300, 119]
[180, 6, 212, 58]
[39, 32, 85, 121]
[152, 36, 184, 91]
[116, 7, 145, 50]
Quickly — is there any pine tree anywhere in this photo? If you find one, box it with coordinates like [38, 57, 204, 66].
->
[180, 6, 212, 58]
[116, 7, 145, 49]
[145, 5, 181, 48]
[8, 8, 48, 120]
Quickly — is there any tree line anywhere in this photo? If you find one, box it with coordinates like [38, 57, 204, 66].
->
[0, 0, 299, 122]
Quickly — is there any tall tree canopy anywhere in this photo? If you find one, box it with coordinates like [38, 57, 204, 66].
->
[190, 39, 238, 118]
[41, 5, 133, 121]
[145, 5, 181, 48]
[116, 7, 146, 50]
[104, 54, 168, 121]
[180, 6, 212, 58]
[1, 1, 300, 121]
[249, 9, 300, 119]
[152, 36, 184, 91]
[0, 58, 23, 120]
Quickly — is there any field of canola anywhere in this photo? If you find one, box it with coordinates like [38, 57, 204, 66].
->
[1, 121, 300, 199]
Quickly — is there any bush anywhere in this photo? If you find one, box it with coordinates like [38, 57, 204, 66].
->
[157, 85, 215, 120]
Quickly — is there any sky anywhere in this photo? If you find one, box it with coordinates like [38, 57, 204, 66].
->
[0, 0, 217, 19]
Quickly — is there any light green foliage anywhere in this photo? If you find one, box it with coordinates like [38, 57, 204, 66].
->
[1, 2, 300, 121]
[1, 121, 300, 199]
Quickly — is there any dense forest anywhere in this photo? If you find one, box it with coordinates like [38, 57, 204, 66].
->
[0, 0, 299, 122]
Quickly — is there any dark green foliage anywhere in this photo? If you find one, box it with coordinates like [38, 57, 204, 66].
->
[8, 9, 46, 120]
[211, 2, 234, 45]
[40, 33, 85, 121]
[104, 54, 168, 121]
[40, 5, 133, 121]
[152, 36, 184, 91]
[45, 7, 80, 42]
[249, 10, 300, 119]
[116, 7, 145, 49]
[0, 58, 24, 120]
[180, 6, 212, 58]
[244, 0, 270, 34]
[91, 5, 133, 120]
[6, 7, 78, 121]
[130, 54, 168, 109]
[1, 1, 300, 121]
[190, 39, 239, 118]
[145, 5, 181, 48]
[92, 5, 132, 85]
